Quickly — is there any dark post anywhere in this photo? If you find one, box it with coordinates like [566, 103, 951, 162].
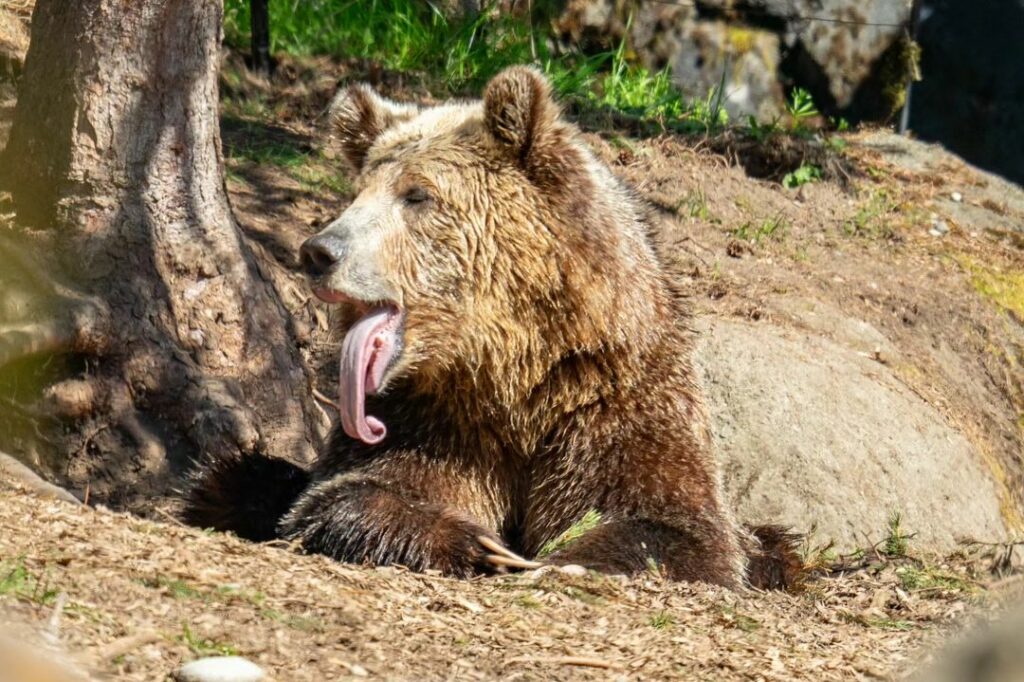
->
[250, 0, 272, 75]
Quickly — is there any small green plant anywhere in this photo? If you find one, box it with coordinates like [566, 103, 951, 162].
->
[677, 189, 711, 219]
[734, 214, 788, 243]
[826, 135, 849, 152]
[830, 116, 851, 132]
[787, 87, 819, 122]
[538, 510, 602, 557]
[649, 611, 675, 629]
[745, 114, 780, 142]
[782, 163, 822, 189]
[883, 511, 910, 558]
[684, 74, 730, 132]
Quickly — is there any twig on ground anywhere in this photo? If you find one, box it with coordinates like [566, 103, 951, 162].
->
[93, 630, 162, 662]
[45, 592, 68, 644]
[506, 655, 622, 670]
[153, 507, 188, 528]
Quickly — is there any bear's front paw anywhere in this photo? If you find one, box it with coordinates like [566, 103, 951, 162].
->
[281, 479, 541, 577]
[421, 512, 541, 577]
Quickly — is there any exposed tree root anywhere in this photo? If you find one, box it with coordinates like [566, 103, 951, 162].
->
[0, 450, 81, 504]
[0, 320, 77, 368]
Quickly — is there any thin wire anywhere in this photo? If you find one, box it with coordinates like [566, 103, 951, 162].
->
[644, 0, 907, 28]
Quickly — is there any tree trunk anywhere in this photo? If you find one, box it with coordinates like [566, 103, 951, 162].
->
[249, 0, 272, 76]
[0, 0, 317, 507]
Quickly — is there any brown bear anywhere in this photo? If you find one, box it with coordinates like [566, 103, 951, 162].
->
[184, 66, 799, 588]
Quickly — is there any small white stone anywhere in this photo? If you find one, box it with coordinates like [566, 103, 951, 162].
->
[174, 657, 265, 682]
[929, 217, 950, 237]
[951, 191, 963, 202]
[557, 564, 588, 577]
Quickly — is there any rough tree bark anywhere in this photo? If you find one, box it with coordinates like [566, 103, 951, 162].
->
[0, 0, 317, 506]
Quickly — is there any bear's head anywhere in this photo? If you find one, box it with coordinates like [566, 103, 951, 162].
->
[301, 67, 669, 445]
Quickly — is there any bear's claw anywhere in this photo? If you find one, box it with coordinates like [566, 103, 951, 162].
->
[477, 535, 544, 570]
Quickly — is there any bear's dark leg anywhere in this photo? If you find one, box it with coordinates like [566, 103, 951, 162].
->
[279, 452, 532, 577]
[546, 514, 743, 587]
[525, 426, 747, 586]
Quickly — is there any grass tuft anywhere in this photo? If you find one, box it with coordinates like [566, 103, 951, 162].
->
[649, 611, 675, 629]
[538, 509, 602, 557]
[0, 557, 60, 606]
[179, 623, 240, 657]
[734, 214, 788, 243]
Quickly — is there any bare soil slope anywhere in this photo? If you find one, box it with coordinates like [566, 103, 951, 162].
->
[1, 476, 1018, 681]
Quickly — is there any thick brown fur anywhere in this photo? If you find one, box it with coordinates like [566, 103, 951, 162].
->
[185, 66, 801, 589]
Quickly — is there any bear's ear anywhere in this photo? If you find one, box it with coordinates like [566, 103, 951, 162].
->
[483, 66, 564, 169]
[329, 84, 419, 171]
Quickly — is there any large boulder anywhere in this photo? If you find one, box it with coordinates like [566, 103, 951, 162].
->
[557, 0, 912, 120]
[695, 317, 1009, 551]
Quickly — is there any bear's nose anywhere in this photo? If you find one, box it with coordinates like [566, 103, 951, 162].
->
[300, 233, 347, 277]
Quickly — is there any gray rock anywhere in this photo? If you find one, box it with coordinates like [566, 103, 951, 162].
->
[792, 0, 910, 107]
[929, 216, 950, 236]
[174, 657, 265, 682]
[694, 318, 1008, 551]
[915, 606, 1024, 682]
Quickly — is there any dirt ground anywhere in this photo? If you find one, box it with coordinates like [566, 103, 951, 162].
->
[2, 476, 1023, 681]
[1, 45, 1023, 681]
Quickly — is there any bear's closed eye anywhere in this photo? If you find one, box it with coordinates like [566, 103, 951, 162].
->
[402, 186, 431, 205]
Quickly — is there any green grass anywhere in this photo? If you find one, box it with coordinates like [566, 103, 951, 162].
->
[222, 2, 729, 129]
[179, 623, 240, 657]
[734, 214, 788, 243]
[896, 565, 975, 593]
[538, 509, 602, 557]
[678, 189, 712, 220]
[0, 557, 60, 606]
[224, 0, 541, 93]
[221, 118, 352, 196]
[718, 606, 760, 632]
[139, 575, 266, 607]
[228, 136, 309, 168]
[649, 611, 675, 629]
[844, 190, 898, 239]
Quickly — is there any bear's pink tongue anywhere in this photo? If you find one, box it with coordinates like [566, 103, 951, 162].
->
[338, 306, 401, 444]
